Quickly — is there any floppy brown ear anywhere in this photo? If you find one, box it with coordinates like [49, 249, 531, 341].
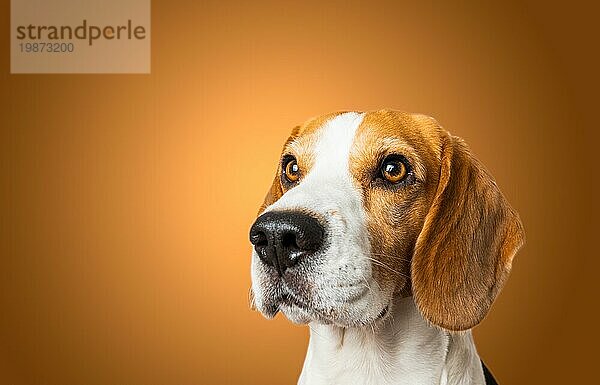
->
[411, 131, 525, 331]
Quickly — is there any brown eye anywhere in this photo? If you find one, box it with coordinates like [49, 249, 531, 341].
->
[381, 156, 408, 183]
[283, 156, 300, 183]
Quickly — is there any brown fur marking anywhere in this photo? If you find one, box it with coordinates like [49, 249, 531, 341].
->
[259, 112, 347, 213]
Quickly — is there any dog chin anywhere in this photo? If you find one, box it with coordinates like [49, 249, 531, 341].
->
[254, 283, 393, 327]
[283, 306, 391, 328]
[278, 304, 315, 324]
[261, 297, 392, 328]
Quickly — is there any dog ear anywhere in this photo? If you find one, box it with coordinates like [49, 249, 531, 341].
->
[411, 131, 524, 331]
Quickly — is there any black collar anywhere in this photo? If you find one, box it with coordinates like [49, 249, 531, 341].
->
[481, 360, 498, 385]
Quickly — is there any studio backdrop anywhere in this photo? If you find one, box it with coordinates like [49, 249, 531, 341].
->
[1, 1, 597, 384]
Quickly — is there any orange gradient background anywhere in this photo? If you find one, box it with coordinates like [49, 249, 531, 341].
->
[1, 1, 597, 384]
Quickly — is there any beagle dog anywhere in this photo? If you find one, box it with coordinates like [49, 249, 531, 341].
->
[249, 110, 524, 385]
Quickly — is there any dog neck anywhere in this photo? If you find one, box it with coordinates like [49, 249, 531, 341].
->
[298, 297, 486, 385]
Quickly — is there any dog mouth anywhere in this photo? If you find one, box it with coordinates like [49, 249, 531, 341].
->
[279, 292, 312, 312]
[263, 288, 391, 327]
[264, 290, 330, 322]
[253, 254, 391, 326]
[258, 290, 311, 318]
[375, 305, 389, 320]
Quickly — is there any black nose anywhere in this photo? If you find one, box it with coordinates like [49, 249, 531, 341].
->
[249, 211, 325, 276]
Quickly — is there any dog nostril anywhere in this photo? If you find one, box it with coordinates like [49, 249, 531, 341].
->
[250, 230, 268, 247]
[281, 232, 299, 250]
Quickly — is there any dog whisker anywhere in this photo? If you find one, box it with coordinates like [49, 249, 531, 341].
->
[366, 256, 411, 280]
[358, 272, 372, 291]
[370, 252, 410, 263]
[365, 257, 408, 278]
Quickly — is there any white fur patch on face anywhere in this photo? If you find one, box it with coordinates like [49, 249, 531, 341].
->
[269, 112, 364, 212]
[251, 112, 391, 326]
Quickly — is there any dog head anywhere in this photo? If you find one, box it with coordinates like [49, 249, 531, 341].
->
[249, 110, 524, 331]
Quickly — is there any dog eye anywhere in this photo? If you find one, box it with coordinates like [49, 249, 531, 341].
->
[380, 155, 408, 184]
[282, 156, 300, 183]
